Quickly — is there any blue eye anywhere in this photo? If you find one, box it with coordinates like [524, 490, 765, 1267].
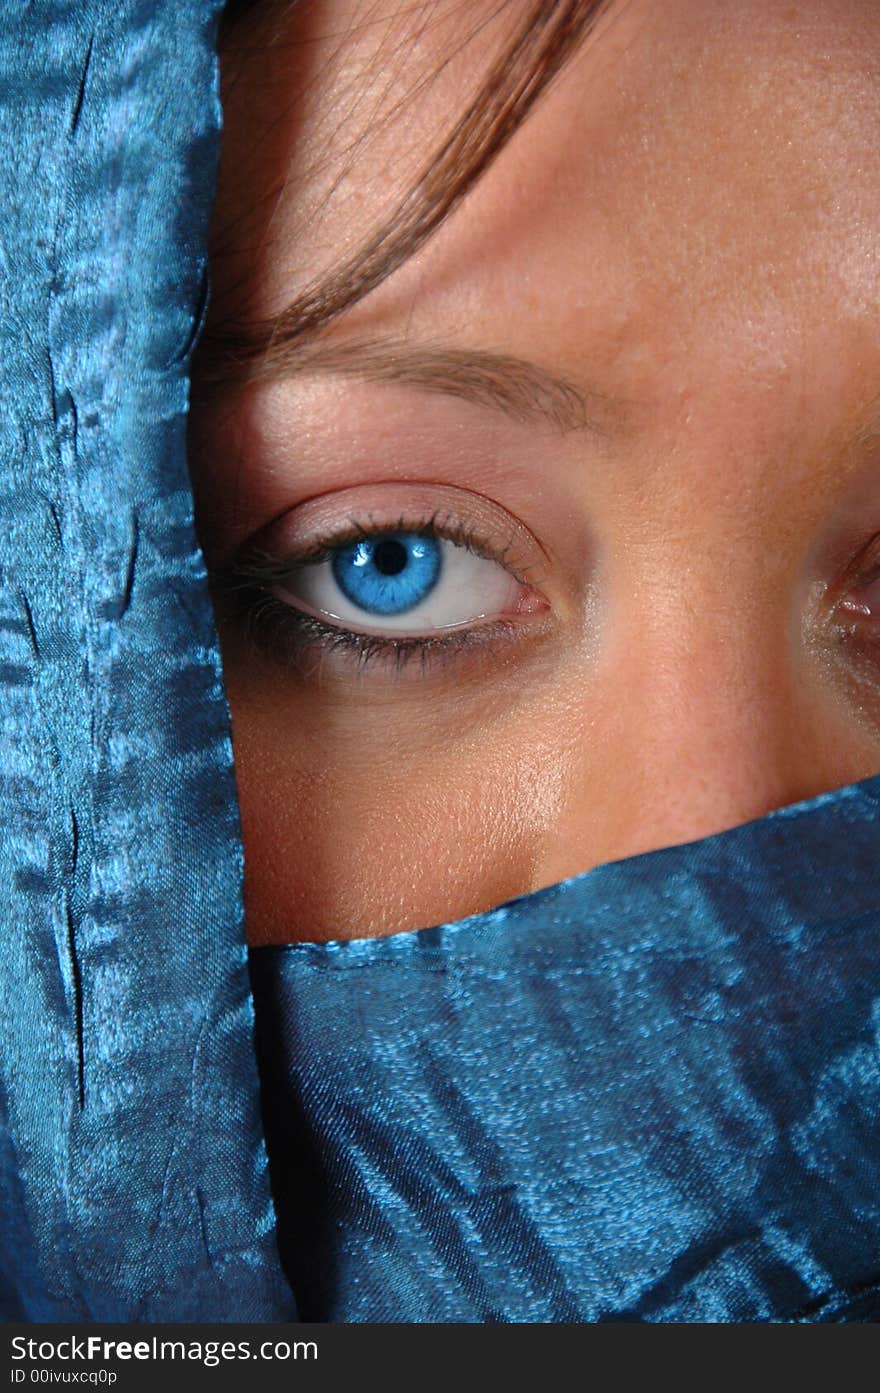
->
[274, 525, 528, 637]
[331, 534, 442, 616]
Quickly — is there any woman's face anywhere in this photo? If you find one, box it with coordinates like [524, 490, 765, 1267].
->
[189, 0, 880, 943]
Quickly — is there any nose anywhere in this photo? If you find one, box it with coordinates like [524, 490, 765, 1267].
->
[538, 579, 872, 883]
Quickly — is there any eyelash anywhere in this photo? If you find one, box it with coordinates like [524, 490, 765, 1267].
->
[217, 510, 535, 676]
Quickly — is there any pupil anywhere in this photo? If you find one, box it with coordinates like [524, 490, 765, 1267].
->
[373, 538, 408, 577]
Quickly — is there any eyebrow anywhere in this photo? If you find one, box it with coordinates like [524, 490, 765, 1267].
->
[202, 334, 616, 436]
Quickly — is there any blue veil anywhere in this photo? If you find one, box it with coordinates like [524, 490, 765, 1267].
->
[2, 0, 880, 1324]
[0, 1, 292, 1322]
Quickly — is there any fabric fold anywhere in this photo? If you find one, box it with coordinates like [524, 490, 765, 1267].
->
[0, 0, 293, 1321]
[250, 773, 880, 1322]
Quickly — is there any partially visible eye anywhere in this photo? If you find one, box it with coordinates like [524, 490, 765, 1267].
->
[839, 573, 880, 623]
[834, 529, 880, 633]
[276, 528, 538, 636]
[826, 544, 880, 704]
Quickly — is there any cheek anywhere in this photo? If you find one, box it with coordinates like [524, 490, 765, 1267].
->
[226, 662, 561, 944]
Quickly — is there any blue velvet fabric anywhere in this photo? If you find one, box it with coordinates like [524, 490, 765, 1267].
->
[250, 775, 880, 1323]
[0, 2, 294, 1321]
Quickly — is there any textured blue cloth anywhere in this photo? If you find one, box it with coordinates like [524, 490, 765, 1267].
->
[0, 2, 294, 1321]
[250, 775, 880, 1323]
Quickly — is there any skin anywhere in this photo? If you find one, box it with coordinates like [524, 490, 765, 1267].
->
[188, 0, 880, 944]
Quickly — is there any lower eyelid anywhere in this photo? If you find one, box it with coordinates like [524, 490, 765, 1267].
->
[249, 593, 533, 679]
[270, 582, 513, 638]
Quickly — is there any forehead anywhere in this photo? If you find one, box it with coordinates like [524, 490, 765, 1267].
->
[557, 1, 880, 329]
[215, 0, 880, 408]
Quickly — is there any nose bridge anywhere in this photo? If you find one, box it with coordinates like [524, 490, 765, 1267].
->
[617, 580, 797, 806]
[551, 531, 831, 873]
[643, 539, 790, 714]
[616, 496, 795, 704]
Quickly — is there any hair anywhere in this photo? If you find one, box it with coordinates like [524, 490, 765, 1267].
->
[199, 0, 612, 384]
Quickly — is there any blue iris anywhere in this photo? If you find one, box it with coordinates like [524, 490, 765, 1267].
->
[331, 533, 443, 616]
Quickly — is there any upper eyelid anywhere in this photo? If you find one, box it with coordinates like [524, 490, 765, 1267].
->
[279, 513, 504, 566]
[233, 486, 553, 590]
[219, 520, 538, 602]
